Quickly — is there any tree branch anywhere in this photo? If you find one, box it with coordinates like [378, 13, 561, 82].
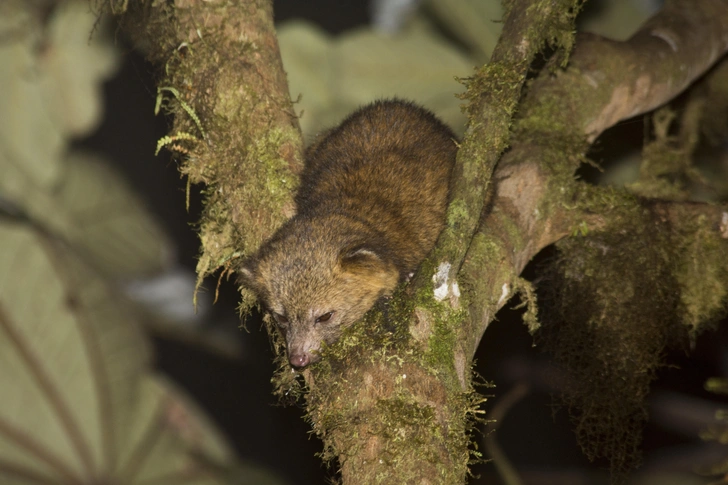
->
[459, 0, 728, 358]
[511, 0, 728, 146]
[433, 0, 581, 282]
[118, 0, 303, 296]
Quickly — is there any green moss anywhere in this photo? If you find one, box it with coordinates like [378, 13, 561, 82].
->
[285, 271, 482, 483]
[536, 197, 728, 480]
[460, 61, 524, 120]
[512, 277, 540, 333]
[538, 210, 675, 477]
[568, 181, 639, 218]
[425, 323, 457, 370]
[418, 297, 465, 378]
[458, 232, 507, 309]
[446, 198, 472, 232]
[627, 107, 705, 201]
[673, 214, 728, 335]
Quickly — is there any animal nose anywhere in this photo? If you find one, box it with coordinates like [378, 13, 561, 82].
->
[290, 352, 310, 368]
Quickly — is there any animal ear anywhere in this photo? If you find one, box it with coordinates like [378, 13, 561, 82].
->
[238, 260, 269, 301]
[237, 259, 258, 287]
[340, 246, 399, 293]
[340, 246, 385, 272]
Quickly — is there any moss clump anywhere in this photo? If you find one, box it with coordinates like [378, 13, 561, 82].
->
[267, 313, 307, 405]
[446, 198, 474, 233]
[538, 198, 728, 482]
[673, 214, 728, 336]
[627, 107, 704, 201]
[276, 271, 484, 484]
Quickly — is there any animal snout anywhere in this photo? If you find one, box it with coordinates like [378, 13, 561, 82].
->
[289, 352, 310, 368]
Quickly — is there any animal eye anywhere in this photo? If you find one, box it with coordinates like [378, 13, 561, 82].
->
[272, 313, 289, 326]
[315, 311, 333, 323]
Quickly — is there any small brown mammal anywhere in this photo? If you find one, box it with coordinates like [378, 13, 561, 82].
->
[240, 99, 456, 367]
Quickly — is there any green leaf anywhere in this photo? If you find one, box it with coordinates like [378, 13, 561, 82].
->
[0, 222, 283, 484]
[278, 20, 473, 138]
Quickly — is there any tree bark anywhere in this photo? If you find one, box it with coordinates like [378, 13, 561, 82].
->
[459, 0, 728, 356]
[117, 0, 303, 299]
[113, 0, 728, 483]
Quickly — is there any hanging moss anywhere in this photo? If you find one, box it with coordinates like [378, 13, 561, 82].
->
[537, 198, 728, 482]
[672, 213, 728, 337]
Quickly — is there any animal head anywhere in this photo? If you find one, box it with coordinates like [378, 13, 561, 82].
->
[239, 221, 398, 367]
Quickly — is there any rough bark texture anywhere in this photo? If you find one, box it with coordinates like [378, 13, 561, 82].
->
[458, 0, 728, 357]
[116, 0, 303, 298]
[432, 0, 580, 286]
[295, 2, 588, 483]
[113, 0, 728, 483]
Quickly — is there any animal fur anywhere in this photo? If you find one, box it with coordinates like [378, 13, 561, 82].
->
[240, 99, 457, 367]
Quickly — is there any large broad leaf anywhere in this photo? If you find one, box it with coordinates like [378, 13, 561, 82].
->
[1, 150, 174, 282]
[278, 20, 473, 138]
[0, 0, 118, 202]
[0, 1, 168, 281]
[0, 221, 283, 485]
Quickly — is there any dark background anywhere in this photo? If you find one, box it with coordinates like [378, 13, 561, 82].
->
[78, 2, 728, 483]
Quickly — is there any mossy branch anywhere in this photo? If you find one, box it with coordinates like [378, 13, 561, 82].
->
[458, 0, 728, 358]
[455, 1, 728, 475]
[432, 0, 583, 284]
[114, 0, 304, 300]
